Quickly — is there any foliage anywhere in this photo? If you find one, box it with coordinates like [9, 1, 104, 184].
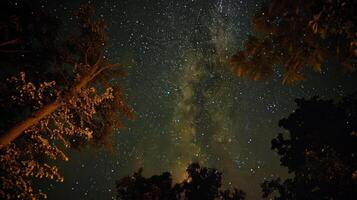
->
[116, 169, 179, 200]
[0, 2, 133, 199]
[0, 0, 60, 79]
[262, 94, 357, 199]
[230, 0, 356, 84]
[116, 163, 245, 200]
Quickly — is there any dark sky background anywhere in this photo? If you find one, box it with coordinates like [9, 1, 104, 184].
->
[34, 0, 357, 199]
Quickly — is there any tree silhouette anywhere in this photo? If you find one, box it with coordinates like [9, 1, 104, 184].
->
[116, 163, 245, 200]
[116, 168, 180, 200]
[182, 162, 224, 200]
[0, 1, 59, 69]
[0, 3, 133, 199]
[230, 0, 356, 84]
[262, 94, 357, 199]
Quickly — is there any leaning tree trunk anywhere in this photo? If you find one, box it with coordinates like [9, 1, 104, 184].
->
[0, 62, 117, 147]
[0, 99, 62, 147]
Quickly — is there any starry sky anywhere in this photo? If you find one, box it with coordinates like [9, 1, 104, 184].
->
[35, 0, 357, 199]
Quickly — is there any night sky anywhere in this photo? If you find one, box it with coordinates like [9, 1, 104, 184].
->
[34, 0, 357, 199]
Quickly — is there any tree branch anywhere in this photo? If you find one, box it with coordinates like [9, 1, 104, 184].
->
[0, 62, 119, 148]
[0, 38, 22, 47]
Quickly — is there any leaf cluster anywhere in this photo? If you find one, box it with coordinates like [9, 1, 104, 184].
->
[262, 94, 357, 199]
[116, 163, 245, 200]
[230, 0, 356, 84]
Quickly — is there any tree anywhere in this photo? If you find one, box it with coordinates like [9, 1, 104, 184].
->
[230, 0, 356, 84]
[116, 169, 180, 200]
[0, 0, 60, 80]
[116, 163, 245, 200]
[0, 3, 133, 199]
[262, 94, 357, 199]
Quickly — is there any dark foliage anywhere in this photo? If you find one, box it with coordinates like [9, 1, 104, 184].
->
[230, 0, 356, 84]
[0, 0, 61, 133]
[116, 163, 245, 200]
[0, 2, 132, 199]
[0, 1, 133, 148]
[0, 0, 61, 81]
[262, 93, 357, 199]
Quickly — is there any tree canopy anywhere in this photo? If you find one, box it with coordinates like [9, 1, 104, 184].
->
[262, 94, 357, 199]
[230, 0, 356, 84]
[0, 2, 132, 199]
[116, 163, 246, 200]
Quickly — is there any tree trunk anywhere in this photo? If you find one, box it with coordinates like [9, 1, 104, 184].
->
[0, 99, 62, 146]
